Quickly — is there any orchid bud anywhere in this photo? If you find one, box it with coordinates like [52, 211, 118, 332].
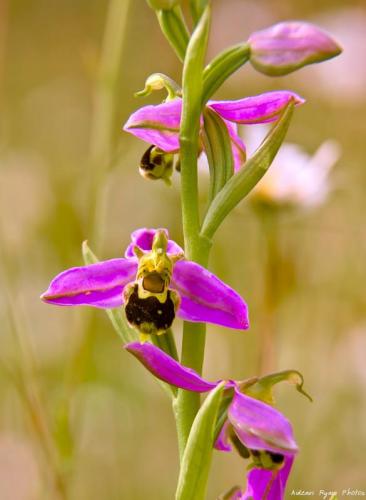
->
[248, 21, 342, 76]
[147, 0, 180, 10]
[139, 145, 174, 185]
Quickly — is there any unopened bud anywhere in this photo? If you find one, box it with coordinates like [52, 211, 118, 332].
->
[140, 146, 174, 185]
[248, 21, 342, 76]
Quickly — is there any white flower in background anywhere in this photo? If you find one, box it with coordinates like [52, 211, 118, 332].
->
[247, 125, 341, 207]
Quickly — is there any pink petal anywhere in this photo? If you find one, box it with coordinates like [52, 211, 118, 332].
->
[123, 99, 182, 152]
[242, 456, 294, 500]
[228, 389, 298, 455]
[208, 91, 304, 125]
[41, 259, 137, 308]
[172, 260, 249, 330]
[124, 228, 183, 258]
[125, 342, 218, 392]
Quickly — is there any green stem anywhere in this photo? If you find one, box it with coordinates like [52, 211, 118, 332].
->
[152, 328, 179, 361]
[174, 7, 211, 459]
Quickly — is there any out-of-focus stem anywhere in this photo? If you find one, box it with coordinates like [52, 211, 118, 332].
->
[62, 0, 131, 485]
[5, 300, 68, 500]
[257, 208, 281, 374]
[87, 0, 131, 248]
[72, 0, 130, 393]
[0, 226, 68, 499]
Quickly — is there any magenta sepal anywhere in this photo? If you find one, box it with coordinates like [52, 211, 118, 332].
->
[41, 228, 249, 330]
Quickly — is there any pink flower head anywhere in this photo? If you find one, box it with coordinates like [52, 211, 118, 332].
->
[249, 21, 342, 76]
[126, 341, 298, 499]
[41, 228, 249, 332]
[124, 91, 304, 171]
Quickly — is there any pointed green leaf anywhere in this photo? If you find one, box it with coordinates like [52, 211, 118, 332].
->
[201, 102, 294, 240]
[82, 241, 136, 344]
[189, 0, 209, 25]
[175, 382, 225, 500]
[157, 6, 190, 62]
[202, 43, 250, 103]
[202, 107, 234, 200]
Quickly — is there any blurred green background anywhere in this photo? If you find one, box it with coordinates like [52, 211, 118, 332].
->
[1, 0, 365, 498]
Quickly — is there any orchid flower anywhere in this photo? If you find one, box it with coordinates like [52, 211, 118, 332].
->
[41, 228, 249, 340]
[126, 341, 298, 499]
[123, 91, 304, 173]
[226, 456, 294, 500]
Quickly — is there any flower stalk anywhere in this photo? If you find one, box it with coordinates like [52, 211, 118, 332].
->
[175, 6, 212, 457]
[88, 0, 131, 247]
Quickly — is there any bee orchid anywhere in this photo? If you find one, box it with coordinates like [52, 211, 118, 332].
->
[41, 228, 249, 339]
[123, 91, 304, 172]
[126, 341, 298, 499]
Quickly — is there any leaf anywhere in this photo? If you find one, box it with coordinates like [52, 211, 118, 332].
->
[157, 6, 190, 62]
[202, 43, 250, 104]
[189, 0, 209, 25]
[201, 102, 294, 240]
[82, 241, 136, 344]
[202, 108, 234, 200]
[175, 382, 225, 500]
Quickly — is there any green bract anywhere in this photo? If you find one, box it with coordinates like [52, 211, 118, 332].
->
[175, 382, 225, 500]
[147, 0, 180, 10]
[201, 102, 295, 240]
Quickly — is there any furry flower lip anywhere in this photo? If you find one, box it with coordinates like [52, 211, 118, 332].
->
[41, 228, 249, 336]
[126, 341, 298, 499]
[123, 91, 304, 171]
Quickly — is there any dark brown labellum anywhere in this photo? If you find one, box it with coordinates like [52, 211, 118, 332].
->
[125, 284, 175, 333]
